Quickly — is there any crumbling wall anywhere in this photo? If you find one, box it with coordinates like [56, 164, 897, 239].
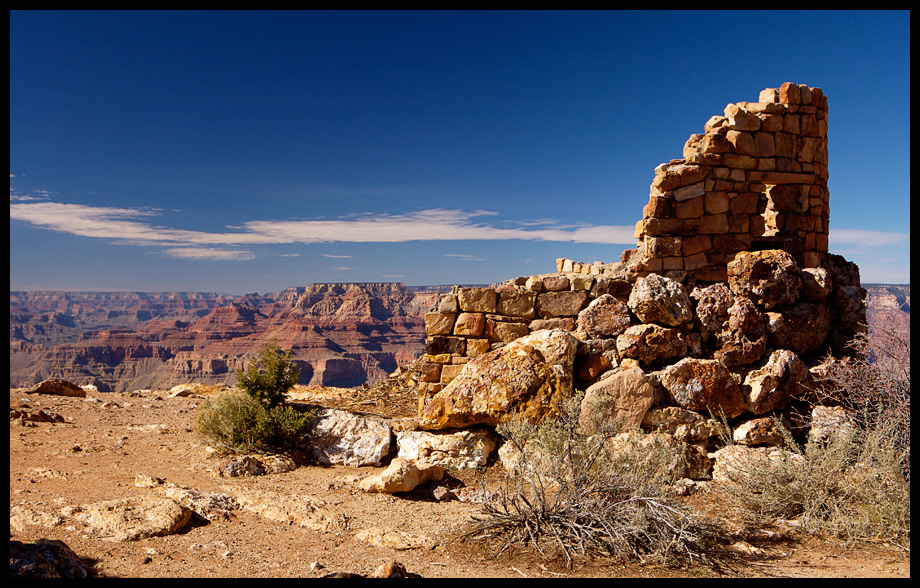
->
[625, 82, 830, 283]
[412, 84, 867, 456]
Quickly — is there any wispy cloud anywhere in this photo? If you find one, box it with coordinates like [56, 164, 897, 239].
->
[162, 248, 256, 261]
[829, 228, 910, 249]
[13, 199, 908, 264]
[445, 253, 488, 262]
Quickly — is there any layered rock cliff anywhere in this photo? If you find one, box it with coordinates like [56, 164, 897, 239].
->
[10, 284, 444, 392]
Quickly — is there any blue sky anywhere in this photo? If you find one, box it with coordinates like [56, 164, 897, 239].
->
[10, 11, 910, 293]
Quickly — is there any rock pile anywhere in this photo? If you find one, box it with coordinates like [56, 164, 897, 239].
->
[404, 84, 867, 482]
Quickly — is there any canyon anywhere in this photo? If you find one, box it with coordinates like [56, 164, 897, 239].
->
[8, 283, 907, 394]
[9, 283, 449, 392]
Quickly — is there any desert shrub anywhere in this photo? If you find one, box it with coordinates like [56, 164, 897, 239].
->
[196, 342, 312, 456]
[713, 414, 910, 544]
[194, 389, 315, 456]
[714, 320, 910, 545]
[236, 341, 301, 409]
[820, 321, 910, 481]
[464, 395, 721, 568]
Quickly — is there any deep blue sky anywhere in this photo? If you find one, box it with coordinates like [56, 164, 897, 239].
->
[10, 11, 910, 293]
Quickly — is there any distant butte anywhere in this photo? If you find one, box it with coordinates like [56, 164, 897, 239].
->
[9, 284, 448, 392]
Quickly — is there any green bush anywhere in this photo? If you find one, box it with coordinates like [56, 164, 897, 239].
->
[194, 389, 315, 456]
[236, 341, 300, 409]
[195, 342, 312, 456]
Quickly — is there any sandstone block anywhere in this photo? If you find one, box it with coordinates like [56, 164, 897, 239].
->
[726, 130, 755, 154]
[659, 358, 746, 419]
[699, 213, 729, 234]
[425, 335, 466, 356]
[536, 290, 589, 318]
[724, 104, 761, 131]
[453, 312, 485, 337]
[576, 294, 632, 338]
[579, 367, 654, 434]
[497, 290, 537, 319]
[627, 274, 693, 327]
[457, 287, 497, 313]
[487, 320, 530, 343]
[529, 317, 575, 331]
[541, 274, 570, 292]
[465, 338, 492, 358]
[424, 312, 456, 336]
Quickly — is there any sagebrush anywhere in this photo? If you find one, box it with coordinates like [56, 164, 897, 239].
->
[714, 322, 910, 545]
[464, 395, 722, 568]
[195, 389, 315, 456]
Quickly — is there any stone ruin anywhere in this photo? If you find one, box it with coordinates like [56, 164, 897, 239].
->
[398, 83, 868, 481]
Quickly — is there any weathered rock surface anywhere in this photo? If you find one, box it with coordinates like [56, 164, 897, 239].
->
[417, 330, 577, 430]
[727, 250, 803, 310]
[627, 274, 693, 326]
[396, 428, 497, 469]
[62, 497, 193, 542]
[659, 358, 746, 419]
[576, 294, 632, 338]
[27, 379, 86, 397]
[10, 539, 88, 578]
[306, 407, 392, 467]
[579, 367, 655, 434]
[741, 349, 809, 414]
[641, 406, 728, 443]
[358, 458, 445, 494]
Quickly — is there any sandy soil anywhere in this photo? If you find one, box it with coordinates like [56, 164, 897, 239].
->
[9, 386, 910, 578]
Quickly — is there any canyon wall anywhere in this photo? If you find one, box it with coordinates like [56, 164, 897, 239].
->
[10, 284, 443, 392]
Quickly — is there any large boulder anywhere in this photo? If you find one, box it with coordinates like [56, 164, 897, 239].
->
[741, 349, 810, 414]
[616, 323, 689, 366]
[727, 249, 802, 309]
[627, 274, 694, 326]
[576, 294, 632, 338]
[28, 379, 86, 398]
[62, 497, 193, 542]
[306, 407, 392, 467]
[579, 367, 655, 434]
[418, 329, 577, 430]
[658, 358, 746, 419]
[396, 428, 497, 469]
[358, 458, 445, 494]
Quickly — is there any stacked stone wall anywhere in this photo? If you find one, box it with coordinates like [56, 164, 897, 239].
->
[414, 84, 867, 447]
[624, 82, 830, 283]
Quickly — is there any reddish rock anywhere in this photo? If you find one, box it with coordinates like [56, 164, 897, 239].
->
[658, 358, 746, 419]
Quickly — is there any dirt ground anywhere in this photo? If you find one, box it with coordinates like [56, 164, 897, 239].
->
[9, 386, 910, 578]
